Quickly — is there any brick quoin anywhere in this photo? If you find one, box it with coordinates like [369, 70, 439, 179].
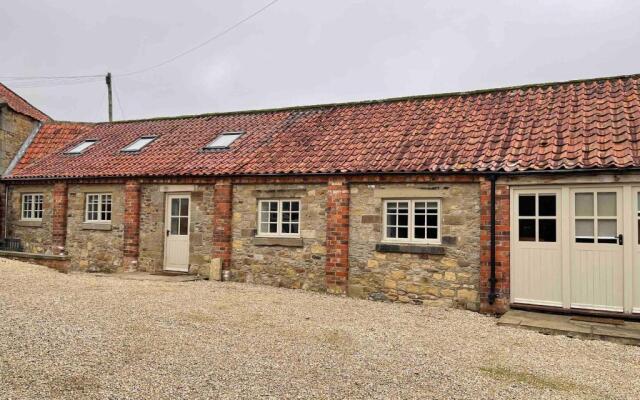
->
[122, 180, 141, 271]
[479, 177, 510, 314]
[325, 178, 350, 294]
[213, 179, 232, 272]
[51, 181, 68, 255]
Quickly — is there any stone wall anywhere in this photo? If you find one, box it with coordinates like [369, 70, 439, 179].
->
[348, 182, 481, 310]
[230, 184, 327, 291]
[66, 184, 124, 272]
[138, 184, 215, 275]
[7, 185, 53, 254]
[0, 106, 37, 172]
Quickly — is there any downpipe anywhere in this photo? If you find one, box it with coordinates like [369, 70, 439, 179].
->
[488, 174, 498, 305]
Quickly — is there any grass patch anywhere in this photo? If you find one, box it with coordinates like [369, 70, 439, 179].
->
[479, 366, 582, 392]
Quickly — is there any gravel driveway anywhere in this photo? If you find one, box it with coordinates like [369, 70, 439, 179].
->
[0, 259, 639, 399]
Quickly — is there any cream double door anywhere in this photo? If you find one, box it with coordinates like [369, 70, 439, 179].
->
[511, 185, 639, 314]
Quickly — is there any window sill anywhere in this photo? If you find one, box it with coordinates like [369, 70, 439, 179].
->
[82, 222, 112, 231]
[253, 236, 303, 247]
[15, 220, 43, 227]
[375, 243, 445, 255]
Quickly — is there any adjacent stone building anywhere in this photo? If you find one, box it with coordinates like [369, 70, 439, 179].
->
[3, 74, 640, 317]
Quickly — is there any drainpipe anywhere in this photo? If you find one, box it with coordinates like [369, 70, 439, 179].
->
[3, 184, 7, 239]
[488, 174, 497, 305]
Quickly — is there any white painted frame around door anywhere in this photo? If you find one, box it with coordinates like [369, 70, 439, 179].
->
[163, 193, 190, 272]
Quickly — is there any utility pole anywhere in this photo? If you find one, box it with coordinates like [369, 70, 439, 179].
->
[105, 72, 113, 122]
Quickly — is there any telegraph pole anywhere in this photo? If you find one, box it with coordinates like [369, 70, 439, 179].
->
[105, 72, 113, 122]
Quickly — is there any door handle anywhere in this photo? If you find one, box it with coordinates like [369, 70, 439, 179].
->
[618, 234, 623, 245]
[166, 229, 170, 237]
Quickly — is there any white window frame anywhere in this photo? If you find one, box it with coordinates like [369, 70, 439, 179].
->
[21, 193, 44, 221]
[66, 140, 98, 154]
[256, 199, 301, 238]
[205, 132, 243, 150]
[85, 193, 112, 223]
[382, 199, 441, 244]
[122, 136, 157, 152]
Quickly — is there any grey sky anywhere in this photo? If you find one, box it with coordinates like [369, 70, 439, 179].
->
[2, 0, 639, 122]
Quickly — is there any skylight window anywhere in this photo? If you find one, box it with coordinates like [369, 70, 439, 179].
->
[205, 132, 243, 149]
[66, 140, 97, 154]
[122, 136, 156, 152]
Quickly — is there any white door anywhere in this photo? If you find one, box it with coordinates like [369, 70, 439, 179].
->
[164, 194, 190, 272]
[633, 190, 640, 314]
[511, 189, 563, 307]
[570, 188, 624, 312]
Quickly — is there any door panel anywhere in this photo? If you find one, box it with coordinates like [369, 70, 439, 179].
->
[634, 190, 640, 314]
[570, 188, 624, 312]
[164, 194, 190, 272]
[511, 190, 563, 307]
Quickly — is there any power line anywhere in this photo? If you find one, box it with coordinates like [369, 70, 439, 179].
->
[0, 0, 281, 81]
[7, 77, 103, 89]
[113, 83, 126, 120]
[116, 0, 280, 77]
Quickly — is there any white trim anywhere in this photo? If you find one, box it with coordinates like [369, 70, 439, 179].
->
[382, 199, 441, 245]
[256, 199, 301, 238]
[84, 193, 112, 223]
[633, 307, 640, 314]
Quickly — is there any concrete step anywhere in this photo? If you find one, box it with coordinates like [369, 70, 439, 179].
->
[498, 309, 640, 346]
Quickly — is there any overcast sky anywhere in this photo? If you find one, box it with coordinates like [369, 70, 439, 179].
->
[2, 0, 640, 122]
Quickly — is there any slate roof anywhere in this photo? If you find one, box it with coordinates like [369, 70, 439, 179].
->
[5, 74, 640, 180]
[0, 83, 51, 122]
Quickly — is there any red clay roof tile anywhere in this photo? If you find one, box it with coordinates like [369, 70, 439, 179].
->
[0, 83, 51, 122]
[6, 74, 640, 179]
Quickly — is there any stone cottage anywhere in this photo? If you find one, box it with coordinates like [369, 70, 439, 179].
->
[2, 74, 640, 318]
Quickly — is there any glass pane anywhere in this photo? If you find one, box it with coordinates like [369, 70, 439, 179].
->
[269, 223, 277, 233]
[398, 214, 408, 226]
[398, 202, 409, 212]
[171, 198, 180, 216]
[291, 202, 299, 212]
[597, 219, 616, 239]
[538, 195, 556, 217]
[269, 202, 277, 211]
[518, 219, 535, 241]
[171, 217, 179, 234]
[387, 227, 396, 238]
[282, 224, 290, 233]
[260, 222, 269, 233]
[261, 202, 270, 212]
[269, 212, 277, 223]
[414, 214, 425, 226]
[426, 201, 438, 210]
[426, 215, 437, 227]
[290, 224, 299, 234]
[282, 202, 290, 212]
[414, 202, 425, 213]
[575, 219, 594, 237]
[637, 192, 640, 214]
[575, 193, 594, 217]
[519, 195, 535, 216]
[414, 227, 425, 239]
[597, 192, 616, 217]
[426, 228, 437, 239]
[387, 215, 396, 226]
[538, 219, 556, 242]
[387, 202, 397, 212]
[398, 227, 408, 239]
[290, 212, 299, 222]
[179, 217, 189, 235]
[180, 199, 189, 216]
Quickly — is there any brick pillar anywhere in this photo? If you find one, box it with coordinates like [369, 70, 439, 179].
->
[51, 181, 68, 255]
[479, 177, 510, 314]
[122, 180, 141, 272]
[325, 178, 350, 294]
[213, 179, 233, 274]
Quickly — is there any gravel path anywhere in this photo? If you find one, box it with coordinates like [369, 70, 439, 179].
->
[0, 259, 639, 399]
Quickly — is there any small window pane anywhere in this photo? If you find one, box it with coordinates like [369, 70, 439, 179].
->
[171, 198, 180, 216]
[426, 228, 438, 239]
[597, 219, 616, 241]
[415, 214, 425, 226]
[387, 215, 396, 226]
[538, 219, 556, 242]
[179, 217, 189, 235]
[270, 202, 278, 212]
[282, 202, 290, 212]
[576, 219, 594, 238]
[398, 227, 408, 239]
[122, 137, 155, 152]
[538, 195, 556, 217]
[290, 212, 299, 222]
[597, 192, 616, 217]
[290, 224, 299, 234]
[414, 227, 425, 239]
[67, 140, 97, 154]
[282, 224, 290, 233]
[269, 223, 277, 233]
[519, 195, 535, 216]
[205, 132, 243, 149]
[180, 199, 189, 217]
[171, 217, 179, 234]
[518, 219, 536, 241]
[426, 215, 437, 227]
[575, 193, 594, 217]
[387, 227, 396, 238]
[398, 214, 409, 226]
